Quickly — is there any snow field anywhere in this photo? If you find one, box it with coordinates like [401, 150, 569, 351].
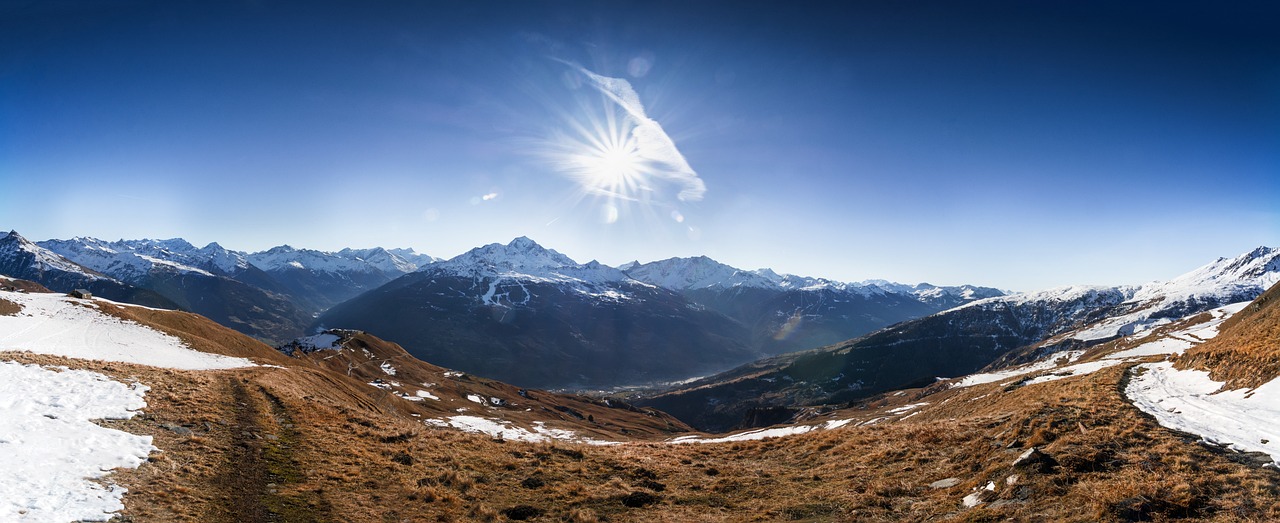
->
[0, 361, 156, 522]
[1127, 362, 1280, 463]
[0, 290, 256, 370]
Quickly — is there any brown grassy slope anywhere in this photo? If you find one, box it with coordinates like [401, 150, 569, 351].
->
[286, 330, 694, 440]
[0, 275, 53, 292]
[91, 298, 294, 365]
[7, 328, 1280, 521]
[1178, 280, 1280, 389]
[0, 297, 19, 316]
[5, 279, 1278, 521]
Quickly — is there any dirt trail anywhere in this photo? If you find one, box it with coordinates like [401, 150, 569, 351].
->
[212, 378, 330, 522]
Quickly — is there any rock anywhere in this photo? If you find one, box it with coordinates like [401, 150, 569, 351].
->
[929, 478, 962, 489]
[1225, 451, 1275, 468]
[161, 423, 193, 436]
[1012, 447, 1057, 472]
[520, 476, 545, 489]
[989, 499, 1025, 509]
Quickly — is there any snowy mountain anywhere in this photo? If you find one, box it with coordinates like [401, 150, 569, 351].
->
[315, 237, 757, 389]
[38, 236, 314, 344]
[641, 246, 1280, 431]
[424, 236, 634, 302]
[979, 245, 1280, 357]
[245, 244, 437, 310]
[623, 256, 786, 290]
[246, 245, 435, 275]
[624, 256, 1004, 356]
[0, 231, 177, 309]
[38, 237, 220, 284]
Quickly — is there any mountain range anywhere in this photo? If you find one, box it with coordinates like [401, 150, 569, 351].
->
[638, 245, 1280, 431]
[314, 237, 1003, 389]
[1, 230, 1002, 386]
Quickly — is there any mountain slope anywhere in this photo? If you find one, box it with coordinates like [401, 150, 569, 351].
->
[246, 245, 435, 310]
[0, 231, 178, 309]
[625, 256, 1003, 356]
[316, 237, 757, 389]
[641, 246, 1280, 432]
[39, 236, 313, 344]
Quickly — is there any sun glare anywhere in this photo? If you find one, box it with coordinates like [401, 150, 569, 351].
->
[552, 101, 652, 207]
[543, 64, 705, 230]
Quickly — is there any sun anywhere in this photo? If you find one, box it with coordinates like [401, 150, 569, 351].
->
[582, 140, 643, 192]
[552, 104, 650, 204]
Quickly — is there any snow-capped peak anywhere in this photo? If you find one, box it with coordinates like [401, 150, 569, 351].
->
[0, 231, 105, 279]
[623, 256, 930, 297]
[37, 236, 215, 284]
[623, 256, 784, 290]
[197, 242, 251, 273]
[430, 237, 627, 284]
[1151, 246, 1280, 295]
[246, 244, 432, 275]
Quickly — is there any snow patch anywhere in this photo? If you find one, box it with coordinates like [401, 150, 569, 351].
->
[1127, 362, 1280, 463]
[0, 361, 156, 522]
[426, 415, 616, 445]
[0, 290, 256, 370]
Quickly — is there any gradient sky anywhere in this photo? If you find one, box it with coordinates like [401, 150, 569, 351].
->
[2, 1, 1277, 291]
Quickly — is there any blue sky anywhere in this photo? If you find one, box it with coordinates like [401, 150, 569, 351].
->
[1, 1, 1277, 290]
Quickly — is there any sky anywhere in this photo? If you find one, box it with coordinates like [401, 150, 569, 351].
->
[1, 0, 1277, 291]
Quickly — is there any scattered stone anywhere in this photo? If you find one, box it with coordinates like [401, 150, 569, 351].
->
[961, 482, 996, 508]
[1224, 450, 1275, 468]
[929, 478, 962, 489]
[1012, 447, 1057, 472]
[161, 423, 193, 436]
[1006, 474, 1019, 486]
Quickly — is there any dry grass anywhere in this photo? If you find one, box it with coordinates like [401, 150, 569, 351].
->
[1179, 281, 1280, 389]
[91, 299, 294, 365]
[0, 297, 20, 316]
[2, 284, 1278, 521]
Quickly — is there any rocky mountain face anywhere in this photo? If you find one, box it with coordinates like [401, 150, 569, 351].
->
[640, 246, 1280, 432]
[37, 236, 313, 344]
[0, 231, 178, 308]
[22, 235, 441, 344]
[624, 256, 1003, 356]
[245, 245, 435, 311]
[314, 238, 759, 389]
